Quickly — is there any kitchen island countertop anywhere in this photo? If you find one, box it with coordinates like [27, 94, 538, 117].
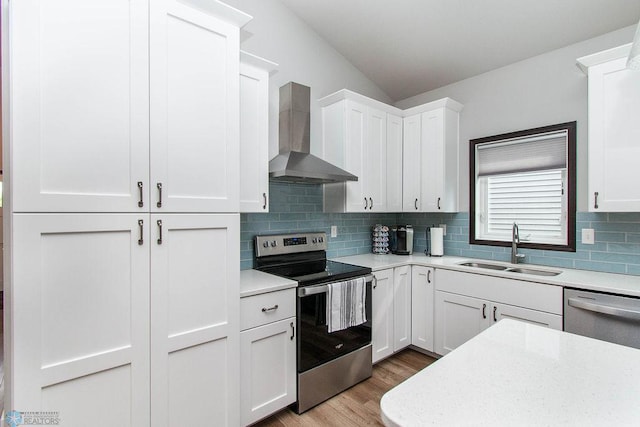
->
[380, 319, 640, 426]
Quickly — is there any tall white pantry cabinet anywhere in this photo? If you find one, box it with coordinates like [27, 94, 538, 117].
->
[2, 1, 251, 426]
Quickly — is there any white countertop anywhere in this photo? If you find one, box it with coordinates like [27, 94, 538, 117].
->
[334, 253, 640, 297]
[380, 319, 640, 426]
[240, 269, 297, 298]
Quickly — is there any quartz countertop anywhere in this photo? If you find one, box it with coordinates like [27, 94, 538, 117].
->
[380, 319, 640, 426]
[240, 269, 297, 298]
[334, 253, 640, 297]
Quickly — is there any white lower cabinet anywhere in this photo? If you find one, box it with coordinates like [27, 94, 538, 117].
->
[372, 268, 395, 363]
[150, 214, 240, 427]
[240, 289, 296, 426]
[435, 291, 491, 355]
[373, 267, 412, 363]
[411, 266, 435, 352]
[434, 269, 562, 356]
[11, 213, 240, 426]
[393, 265, 412, 351]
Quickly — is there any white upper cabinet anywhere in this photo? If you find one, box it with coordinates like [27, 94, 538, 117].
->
[320, 91, 403, 213]
[150, 0, 242, 212]
[386, 113, 404, 213]
[402, 114, 422, 211]
[10, 0, 244, 213]
[578, 44, 640, 212]
[402, 99, 463, 212]
[10, 0, 150, 212]
[239, 52, 277, 213]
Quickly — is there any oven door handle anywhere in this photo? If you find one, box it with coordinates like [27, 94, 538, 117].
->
[297, 274, 374, 297]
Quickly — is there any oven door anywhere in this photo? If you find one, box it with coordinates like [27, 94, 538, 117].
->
[297, 277, 372, 372]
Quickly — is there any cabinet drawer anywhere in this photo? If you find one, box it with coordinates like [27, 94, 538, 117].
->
[241, 288, 296, 331]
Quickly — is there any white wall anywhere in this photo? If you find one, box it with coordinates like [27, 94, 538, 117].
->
[224, 0, 391, 159]
[395, 25, 638, 212]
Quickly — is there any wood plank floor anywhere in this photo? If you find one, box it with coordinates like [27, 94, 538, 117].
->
[254, 349, 436, 427]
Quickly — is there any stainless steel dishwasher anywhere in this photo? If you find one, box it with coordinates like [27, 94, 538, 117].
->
[564, 288, 640, 349]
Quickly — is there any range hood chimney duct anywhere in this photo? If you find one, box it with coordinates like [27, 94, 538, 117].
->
[269, 82, 357, 184]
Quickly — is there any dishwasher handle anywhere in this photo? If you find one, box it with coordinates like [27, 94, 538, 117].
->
[567, 297, 640, 321]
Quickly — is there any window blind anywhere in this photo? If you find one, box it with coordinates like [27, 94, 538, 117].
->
[476, 131, 568, 177]
[484, 170, 565, 243]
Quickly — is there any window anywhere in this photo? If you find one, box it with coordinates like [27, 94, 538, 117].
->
[470, 122, 576, 252]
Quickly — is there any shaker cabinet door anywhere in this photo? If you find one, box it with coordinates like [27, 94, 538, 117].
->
[150, 0, 240, 212]
[435, 291, 490, 355]
[239, 53, 276, 213]
[372, 268, 394, 363]
[150, 214, 240, 427]
[411, 266, 434, 352]
[587, 56, 640, 211]
[393, 265, 412, 352]
[240, 318, 297, 426]
[12, 214, 151, 426]
[10, 0, 150, 212]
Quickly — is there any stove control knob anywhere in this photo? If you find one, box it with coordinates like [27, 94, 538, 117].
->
[319, 237, 324, 243]
[312, 238, 318, 244]
[262, 241, 269, 248]
[270, 240, 277, 247]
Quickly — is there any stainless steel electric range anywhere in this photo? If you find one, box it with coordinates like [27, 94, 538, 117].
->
[255, 232, 373, 413]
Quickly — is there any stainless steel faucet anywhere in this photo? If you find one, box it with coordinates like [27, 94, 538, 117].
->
[511, 223, 525, 264]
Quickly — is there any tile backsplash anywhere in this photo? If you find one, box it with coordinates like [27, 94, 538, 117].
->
[241, 183, 640, 275]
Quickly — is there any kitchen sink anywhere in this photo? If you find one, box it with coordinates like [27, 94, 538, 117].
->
[458, 262, 508, 271]
[505, 267, 561, 277]
[457, 261, 562, 277]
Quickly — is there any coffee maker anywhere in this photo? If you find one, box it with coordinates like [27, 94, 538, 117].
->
[391, 225, 414, 255]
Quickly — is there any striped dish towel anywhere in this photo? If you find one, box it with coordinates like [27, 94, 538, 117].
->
[326, 277, 367, 333]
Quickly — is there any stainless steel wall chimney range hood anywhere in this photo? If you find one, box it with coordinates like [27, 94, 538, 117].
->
[269, 82, 357, 184]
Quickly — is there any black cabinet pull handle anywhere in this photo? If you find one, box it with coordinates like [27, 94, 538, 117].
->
[493, 306, 498, 322]
[157, 220, 163, 245]
[290, 322, 295, 340]
[369, 197, 373, 210]
[415, 198, 418, 210]
[594, 192, 599, 209]
[364, 197, 368, 210]
[482, 303, 486, 319]
[437, 197, 441, 210]
[138, 220, 144, 245]
[262, 304, 278, 313]
[157, 182, 163, 208]
[262, 193, 267, 210]
[427, 270, 431, 283]
[137, 181, 144, 208]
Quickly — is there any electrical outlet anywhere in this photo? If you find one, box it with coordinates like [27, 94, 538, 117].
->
[582, 228, 595, 244]
[331, 225, 338, 237]
[439, 224, 447, 236]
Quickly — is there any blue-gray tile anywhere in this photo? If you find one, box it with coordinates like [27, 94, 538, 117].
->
[590, 251, 640, 264]
[574, 260, 627, 274]
[625, 264, 640, 276]
[525, 256, 575, 269]
[576, 212, 608, 222]
[607, 212, 640, 222]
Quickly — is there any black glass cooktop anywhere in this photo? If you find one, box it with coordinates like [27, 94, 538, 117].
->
[258, 259, 371, 287]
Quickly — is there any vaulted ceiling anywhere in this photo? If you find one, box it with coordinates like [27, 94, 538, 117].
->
[278, 0, 640, 101]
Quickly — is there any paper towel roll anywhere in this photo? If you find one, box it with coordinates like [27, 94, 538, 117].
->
[430, 227, 444, 257]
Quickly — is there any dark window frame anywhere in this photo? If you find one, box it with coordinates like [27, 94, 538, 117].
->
[469, 121, 577, 252]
